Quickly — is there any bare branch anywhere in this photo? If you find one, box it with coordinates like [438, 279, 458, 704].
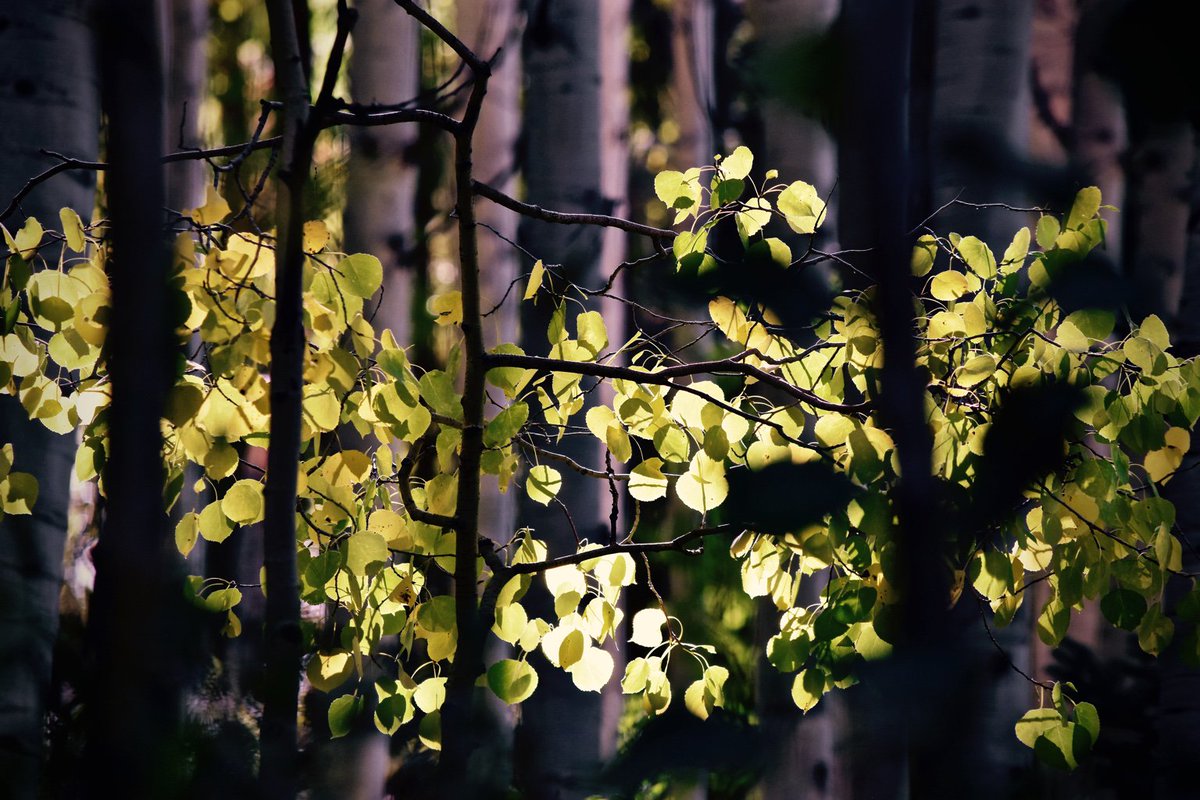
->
[483, 352, 868, 414]
[502, 524, 738, 575]
[472, 179, 675, 243]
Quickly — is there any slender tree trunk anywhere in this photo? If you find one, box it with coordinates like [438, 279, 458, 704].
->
[927, 5, 1041, 794]
[513, 3, 615, 798]
[261, 1, 318, 796]
[159, 0, 208, 211]
[307, 5, 422, 798]
[0, 2, 98, 796]
[86, 1, 184, 797]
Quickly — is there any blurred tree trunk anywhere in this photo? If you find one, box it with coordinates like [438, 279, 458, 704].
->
[159, 0, 208, 211]
[513, 2, 622, 797]
[1071, 0, 1125, 259]
[0, 2, 99, 796]
[305, 4, 423, 798]
[461, 0, 522, 547]
[86, 1, 187, 797]
[668, 0, 714, 170]
[343, 0, 421, 344]
[743, 2, 839, 797]
[931, 4, 1038, 795]
[930, 0, 1034, 248]
[745, 0, 838, 247]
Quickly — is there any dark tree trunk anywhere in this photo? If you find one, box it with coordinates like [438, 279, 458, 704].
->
[85, 1, 186, 797]
[0, 3, 99, 795]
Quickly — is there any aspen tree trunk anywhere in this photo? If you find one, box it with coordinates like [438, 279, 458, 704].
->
[0, 3, 98, 796]
[1072, 0, 1126, 260]
[159, 0, 208, 211]
[745, 0, 838, 247]
[668, 0, 715, 170]
[460, 0, 522, 549]
[344, 0, 421, 345]
[930, 0, 1034, 248]
[86, 1, 186, 797]
[597, 0, 631, 775]
[742, 3, 839, 798]
[513, 3, 616, 797]
[308, 5, 421, 797]
[931, 4, 1037, 794]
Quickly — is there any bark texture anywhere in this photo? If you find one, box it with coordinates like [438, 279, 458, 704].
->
[513, 3, 616, 797]
[0, 2, 98, 796]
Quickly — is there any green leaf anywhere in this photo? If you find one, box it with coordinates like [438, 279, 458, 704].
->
[631, 607, 668, 648]
[484, 402, 529, 448]
[791, 669, 824, 713]
[748, 237, 792, 268]
[198, 501, 234, 543]
[629, 458, 668, 502]
[1015, 707, 1062, 748]
[1066, 186, 1102, 229]
[1036, 215, 1061, 248]
[338, 253, 383, 298]
[175, 512, 200, 557]
[221, 479, 264, 525]
[567, 646, 614, 692]
[1137, 603, 1174, 655]
[1, 471, 38, 515]
[307, 650, 355, 692]
[1100, 588, 1146, 630]
[523, 259, 545, 301]
[526, 465, 563, 506]
[60, 208, 86, 253]
[957, 353, 997, 387]
[418, 370, 464, 420]
[328, 695, 363, 739]
[675, 453, 728, 512]
[930, 271, 969, 301]
[776, 181, 825, 234]
[912, 235, 938, 277]
[720, 146, 754, 180]
[487, 659, 539, 704]
[957, 236, 997, 279]
[1000, 227, 1030, 274]
[559, 629, 586, 669]
[346, 531, 389, 576]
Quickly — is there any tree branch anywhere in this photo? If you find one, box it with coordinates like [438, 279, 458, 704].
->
[483, 352, 868, 413]
[472, 179, 675, 242]
[503, 524, 738, 575]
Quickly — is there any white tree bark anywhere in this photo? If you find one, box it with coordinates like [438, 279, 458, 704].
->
[668, 0, 715, 170]
[343, 0, 421, 345]
[0, 2, 98, 795]
[310, 4, 421, 798]
[514, 3, 620, 797]
[931, 0, 1034, 248]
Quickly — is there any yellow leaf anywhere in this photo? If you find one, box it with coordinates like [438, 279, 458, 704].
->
[189, 185, 231, 226]
[429, 291, 463, 326]
[59, 208, 86, 253]
[523, 259, 545, 301]
[303, 220, 330, 253]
